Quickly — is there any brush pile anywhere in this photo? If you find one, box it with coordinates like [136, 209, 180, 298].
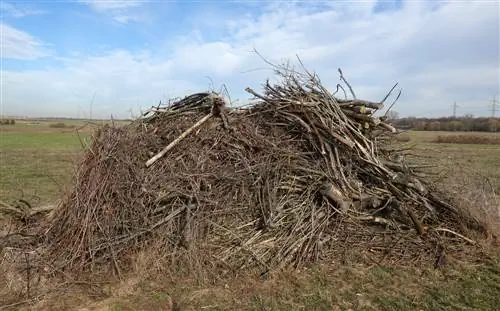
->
[44, 62, 483, 276]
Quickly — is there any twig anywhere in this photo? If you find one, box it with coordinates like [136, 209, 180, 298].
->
[18, 199, 32, 212]
[338, 68, 356, 99]
[0, 200, 54, 219]
[245, 87, 268, 101]
[24, 252, 31, 301]
[0, 200, 22, 216]
[0, 299, 37, 310]
[353, 215, 394, 227]
[379, 82, 399, 105]
[384, 89, 402, 117]
[434, 228, 477, 245]
[90, 206, 187, 253]
[332, 84, 347, 99]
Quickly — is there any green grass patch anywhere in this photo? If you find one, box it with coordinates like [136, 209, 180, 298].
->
[0, 131, 90, 204]
[419, 260, 500, 311]
[0, 131, 86, 149]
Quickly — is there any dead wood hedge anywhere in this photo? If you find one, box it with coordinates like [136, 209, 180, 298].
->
[30, 62, 489, 278]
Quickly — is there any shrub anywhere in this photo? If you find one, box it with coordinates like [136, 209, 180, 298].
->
[0, 119, 15, 125]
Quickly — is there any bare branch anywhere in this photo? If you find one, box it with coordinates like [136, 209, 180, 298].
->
[338, 68, 356, 99]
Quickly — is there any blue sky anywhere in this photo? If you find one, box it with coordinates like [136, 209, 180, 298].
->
[1, 0, 499, 119]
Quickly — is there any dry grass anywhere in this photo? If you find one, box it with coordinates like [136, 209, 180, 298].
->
[11, 253, 500, 311]
[394, 132, 411, 142]
[429, 160, 500, 240]
[404, 130, 499, 143]
[434, 134, 500, 145]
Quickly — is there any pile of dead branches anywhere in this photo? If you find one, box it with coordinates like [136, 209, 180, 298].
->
[41, 62, 486, 278]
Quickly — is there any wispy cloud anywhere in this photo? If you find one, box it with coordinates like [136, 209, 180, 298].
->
[113, 14, 139, 24]
[0, 2, 46, 18]
[79, 0, 145, 11]
[0, 23, 52, 60]
[79, 0, 148, 24]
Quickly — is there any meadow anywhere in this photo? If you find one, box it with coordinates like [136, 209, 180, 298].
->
[1, 120, 499, 310]
[0, 119, 125, 206]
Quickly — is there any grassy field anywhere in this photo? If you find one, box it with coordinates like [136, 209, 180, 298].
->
[397, 130, 500, 187]
[0, 119, 127, 205]
[1, 122, 499, 310]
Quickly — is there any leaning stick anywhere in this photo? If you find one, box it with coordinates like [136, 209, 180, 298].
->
[434, 228, 477, 245]
[146, 112, 213, 167]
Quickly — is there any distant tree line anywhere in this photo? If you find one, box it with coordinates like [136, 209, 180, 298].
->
[0, 119, 15, 125]
[391, 115, 500, 132]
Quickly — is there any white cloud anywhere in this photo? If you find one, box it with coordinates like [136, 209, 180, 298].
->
[80, 0, 148, 24]
[0, 2, 46, 18]
[2, 1, 499, 118]
[170, 41, 242, 77]
[3, 49, 199, 118]
[113, 14, 140, 24]
[79, 0, 144, 11]
[0, 23, 51, 60]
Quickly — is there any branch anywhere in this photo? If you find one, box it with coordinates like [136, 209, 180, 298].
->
[320, 183, 351, 212]
[146, 112, 213, 167]
[380, 82, 399, 105]
[384, 89, 402, 117]
[434, 228, 477, 245]
[337, 99, 384, 110]
[332, 84, 347, 99]
[338, 68, 356, 99]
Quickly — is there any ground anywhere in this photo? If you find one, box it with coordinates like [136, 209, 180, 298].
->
[1, 119, 499, 310]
